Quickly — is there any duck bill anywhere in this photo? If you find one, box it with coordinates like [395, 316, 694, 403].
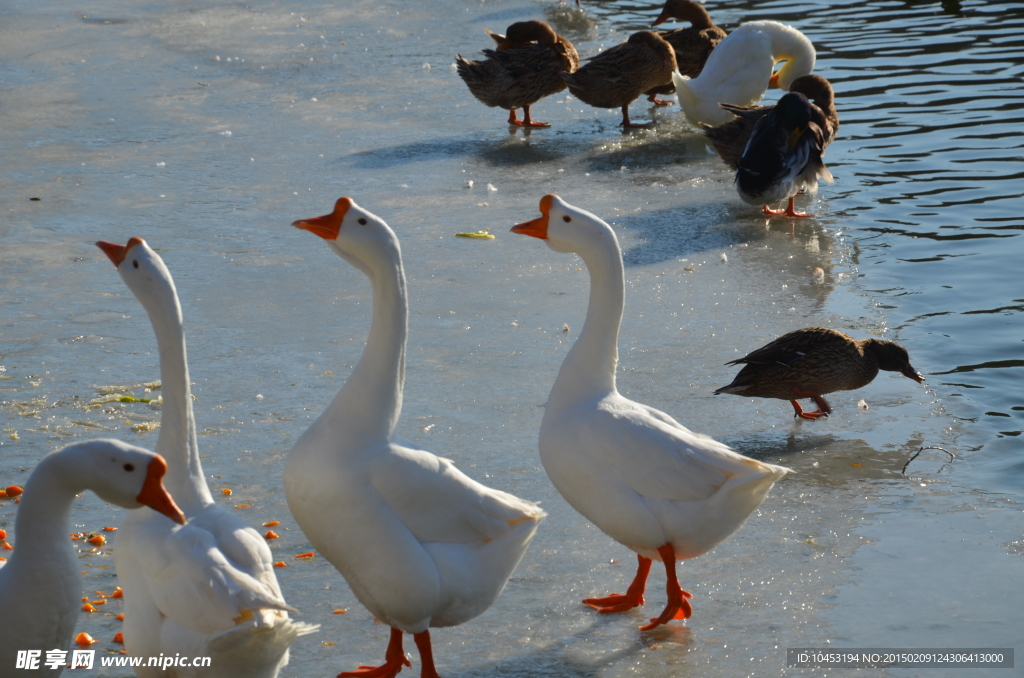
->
[293, 197, 351, 240]
[903, 367, 926, 383]
[511, 216, 548, 239]
[652, 11, 670, 26]
[96, 237, 145, 267]
[137, 455, 186, 524]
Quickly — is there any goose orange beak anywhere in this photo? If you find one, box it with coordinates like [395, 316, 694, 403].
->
[96, 237, 146, 267]
[769, 72, 781, 88]
[511, 194, 555, 239]
[293, 197, 351, 240]
[136, 455, 185, 524]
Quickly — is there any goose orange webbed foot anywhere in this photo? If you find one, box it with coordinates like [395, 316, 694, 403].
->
[639, 587, 693, 631]
[582, 590, 646, 613]
[582, 554, 652, 613]
[339, 628, 411, 678]
[638, 543, 692, 630]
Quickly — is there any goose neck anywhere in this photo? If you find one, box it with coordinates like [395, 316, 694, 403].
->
[148, 296, 212, 513]
[551, 239, 624, 404]
[323, 256, 408, 443]
[10, 457, 78, 565]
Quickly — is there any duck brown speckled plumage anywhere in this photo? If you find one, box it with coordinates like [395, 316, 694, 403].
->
[702, 75, 839, 170]
[645, 0, 726, 105]
[714, 327, 925, 419]
[561, 31, 677, 128]
[456, 20, 579, 128]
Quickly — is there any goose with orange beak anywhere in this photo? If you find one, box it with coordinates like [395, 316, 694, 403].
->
[512, 194, 791, 629]
[287, 197, 545, 678]
[96, 237, 316, 678]
[0, 440, 183, 677]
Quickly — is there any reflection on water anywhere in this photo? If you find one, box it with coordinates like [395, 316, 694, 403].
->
[1, 0, 1023, 675]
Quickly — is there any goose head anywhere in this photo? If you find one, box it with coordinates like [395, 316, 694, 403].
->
[58, 439, 185, 523]
[292, 197, 401, 275]
[96, 237, 180, 323]
[511, 194, 614, 255]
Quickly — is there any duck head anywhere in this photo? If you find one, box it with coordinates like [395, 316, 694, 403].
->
[866, 339, 925, 383]
[292, 197, 401, 275]
[652, 0, 715, 29]
[511, 194, 614, 254]
[499, 20, 559, 49]
[788, 75, 835, 111]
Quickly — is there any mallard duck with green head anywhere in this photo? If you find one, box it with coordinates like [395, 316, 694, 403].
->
[645, 0, 726, 105]
[456, 20, 579, 127]
[702, 74, 839, 170]
[734, 90, 834, 217]
[715, 327, 925, 419]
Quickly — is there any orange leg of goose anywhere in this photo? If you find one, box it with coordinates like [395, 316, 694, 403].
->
[339, 627, 411, 678]
[790, 388, 831, 419]
[640, 544, 693, 631]
[413, 631, 441, 678]
[582, 554, 652, 613]
[763, 197, 814, 218]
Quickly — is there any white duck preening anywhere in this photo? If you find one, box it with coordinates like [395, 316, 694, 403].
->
[672, 20, 815, 127]
[0, 439, 184, 677]
[96, 238, 317, 678]
[512, 195, 792, 629]
[286, 198, 545, 678]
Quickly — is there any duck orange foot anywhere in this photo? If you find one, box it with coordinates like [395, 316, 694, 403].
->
[763, 197, 814, 218]
[646, 94, 674, 106]
[508, 107, 551, 128]
[790, 389, 832, 419]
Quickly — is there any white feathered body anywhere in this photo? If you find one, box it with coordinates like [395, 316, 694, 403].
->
[285, 428, 544, 634]
[674, 21, 815, 127]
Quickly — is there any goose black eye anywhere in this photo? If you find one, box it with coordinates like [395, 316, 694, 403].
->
[562, 215, 571, 222]
[358, 218, 368, 225]
[123, 463, 135, 472]
[133, 260, 139, 268]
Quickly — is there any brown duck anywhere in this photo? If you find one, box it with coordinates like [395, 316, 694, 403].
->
[645, 0, 726, 106]
[702, 75, 839, 170]
[456, 20, 579, 128]
[561, 31, 677, 128]
[714, 327, 925, 419]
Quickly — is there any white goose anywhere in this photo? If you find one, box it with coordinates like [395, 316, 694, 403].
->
[672, 20, 815, 127]
[0, 439, 184, 677]
[286, 198, 545, 678]
[512, 195, 791, 629]
[96, 238, 317, 678]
